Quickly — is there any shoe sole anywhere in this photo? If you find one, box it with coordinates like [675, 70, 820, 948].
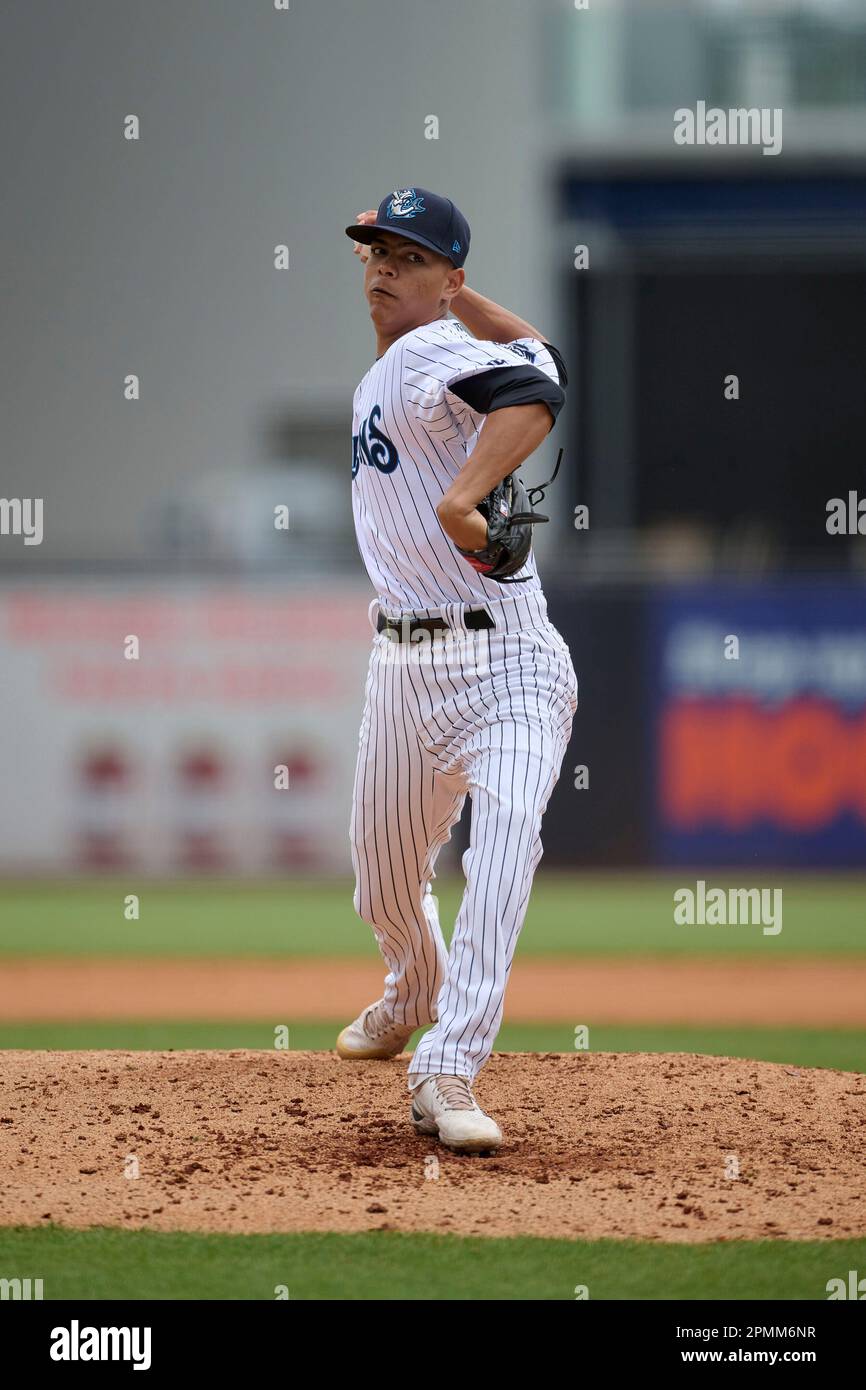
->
[335, 1041, 409, 1060]
[411, 1105, 501, 1155]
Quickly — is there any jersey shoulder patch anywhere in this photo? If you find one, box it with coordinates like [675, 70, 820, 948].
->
[505, 340, 537, 364]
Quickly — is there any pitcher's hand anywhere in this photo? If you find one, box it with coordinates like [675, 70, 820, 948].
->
[352, 210, 377, 263]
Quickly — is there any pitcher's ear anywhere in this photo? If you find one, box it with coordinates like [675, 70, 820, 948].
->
[445, 266, 465, 299]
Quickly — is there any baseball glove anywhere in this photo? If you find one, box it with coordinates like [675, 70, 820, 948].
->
[456, 449, 563, 585]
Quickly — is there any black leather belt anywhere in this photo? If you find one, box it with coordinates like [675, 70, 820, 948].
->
[377, 607, 495, 641]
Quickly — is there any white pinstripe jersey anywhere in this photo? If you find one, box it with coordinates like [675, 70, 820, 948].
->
[351, 317, 561, 613]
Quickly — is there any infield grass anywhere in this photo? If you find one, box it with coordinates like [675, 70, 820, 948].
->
[0, 1023, 862, 1072]
[0, 874, 864, 957]
[0, 1225, 861, 1300]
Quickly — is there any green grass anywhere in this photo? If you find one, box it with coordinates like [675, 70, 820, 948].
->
[0, 874, 864, 957]
[0, 1021, 862, 1072]
[0, 1225, 861, 1300]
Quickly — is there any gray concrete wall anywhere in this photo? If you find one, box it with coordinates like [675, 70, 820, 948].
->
[2, 0, 554, 562]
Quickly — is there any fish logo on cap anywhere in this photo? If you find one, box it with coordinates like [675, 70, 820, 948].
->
[387, 188, 426, 220]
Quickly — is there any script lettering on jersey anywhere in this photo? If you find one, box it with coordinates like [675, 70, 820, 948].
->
[352, 404, 400, 479]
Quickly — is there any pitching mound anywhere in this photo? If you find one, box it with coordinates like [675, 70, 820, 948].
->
[1, 1050, 864, 1243]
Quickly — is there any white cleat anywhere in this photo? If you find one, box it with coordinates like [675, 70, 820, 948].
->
[410, 1074, 503, 1154]
[336, 999, 416, 1060]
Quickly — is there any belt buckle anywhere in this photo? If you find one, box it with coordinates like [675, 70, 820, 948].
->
[377, 610, 421, 644]
[377, 610, 403, 642]
[377, 607, 493, 642]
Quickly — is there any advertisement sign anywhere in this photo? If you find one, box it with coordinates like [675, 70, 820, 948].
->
[651, 583, 866, 866]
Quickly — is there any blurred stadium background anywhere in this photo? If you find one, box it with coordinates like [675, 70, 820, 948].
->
[1, 0, 864, 1062]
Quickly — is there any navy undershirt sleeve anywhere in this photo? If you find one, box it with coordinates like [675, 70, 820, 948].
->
[541, 341, 568, 389]
[449, 363, 565, 426]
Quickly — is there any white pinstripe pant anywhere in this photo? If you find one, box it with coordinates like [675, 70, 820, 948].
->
[350, 590, 577, 1087]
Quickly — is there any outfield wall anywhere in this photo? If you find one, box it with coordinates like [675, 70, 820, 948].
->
[531, 579, 866, 870]
[1, 577, 864, 874]
[0, 582, 371, 876]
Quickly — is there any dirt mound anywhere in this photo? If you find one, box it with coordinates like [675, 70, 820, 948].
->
[1, 1050, 864, 1243]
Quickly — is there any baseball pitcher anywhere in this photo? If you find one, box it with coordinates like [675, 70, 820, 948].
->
[337, 187, 578, 1154]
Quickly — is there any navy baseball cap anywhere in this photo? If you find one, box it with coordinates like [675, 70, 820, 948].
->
[346, 187, 470, 268]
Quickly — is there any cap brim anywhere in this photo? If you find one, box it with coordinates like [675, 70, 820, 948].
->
[345, 222, 455, 262]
